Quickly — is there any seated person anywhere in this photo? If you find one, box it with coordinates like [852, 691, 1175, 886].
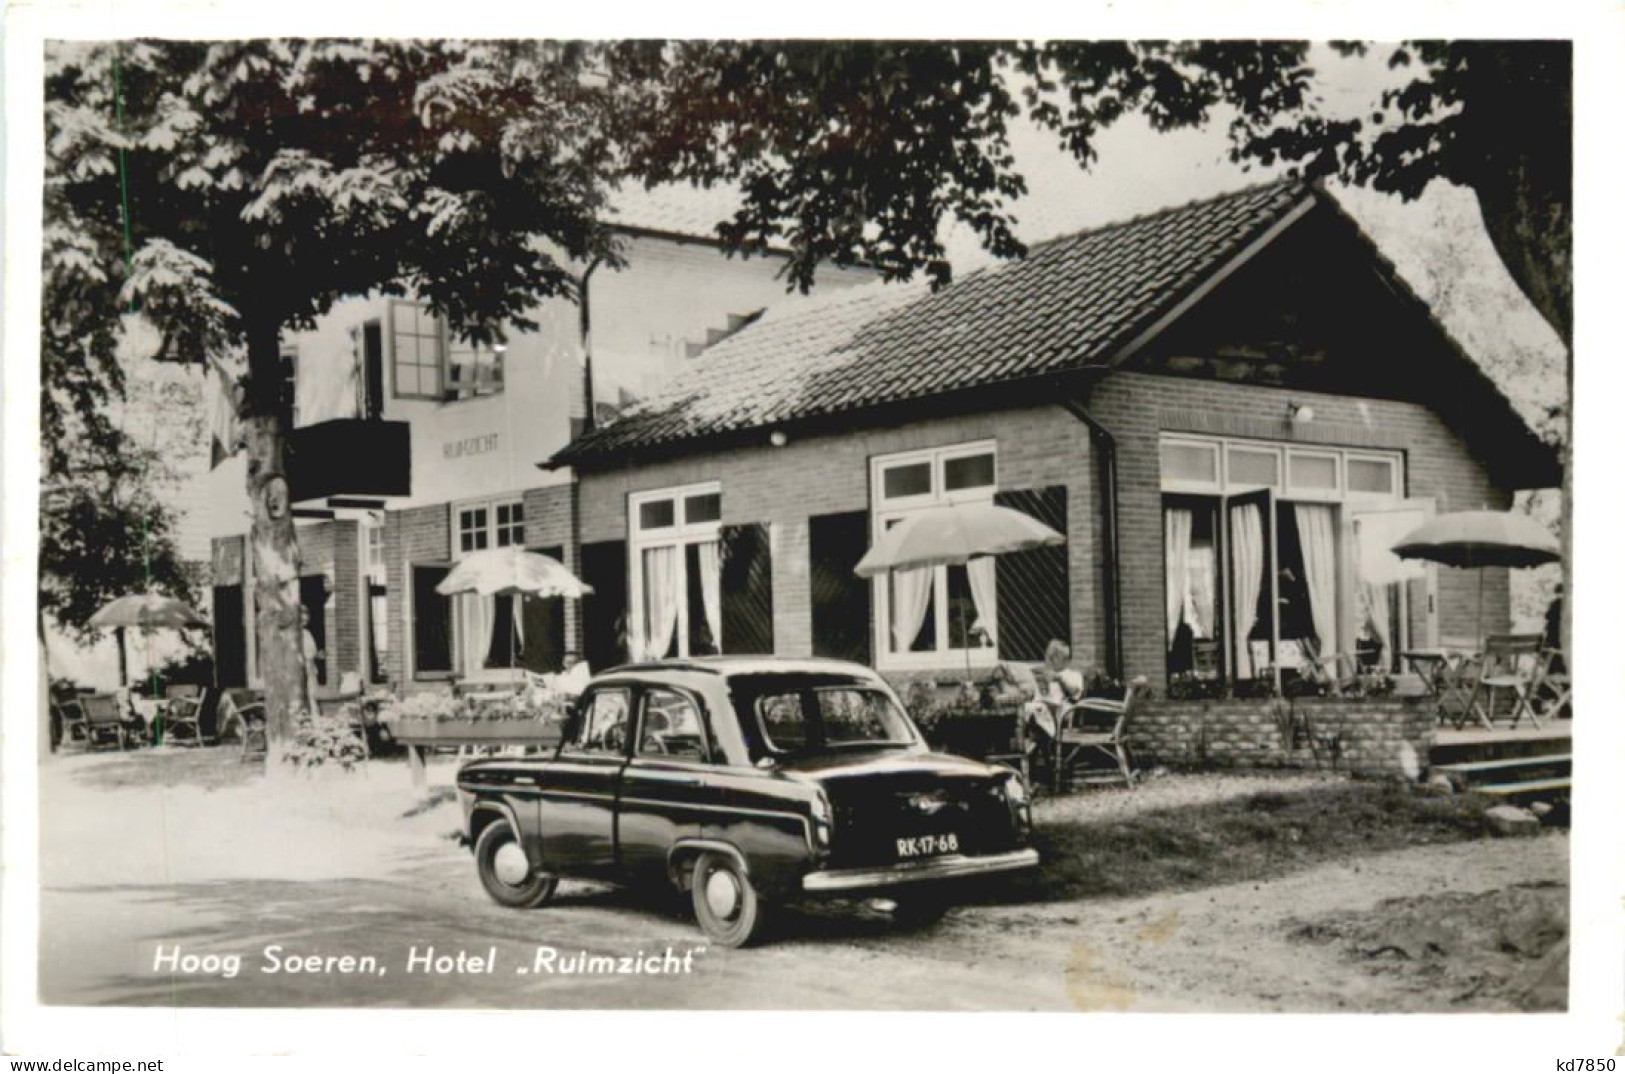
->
[1022, 639, 1085, 744]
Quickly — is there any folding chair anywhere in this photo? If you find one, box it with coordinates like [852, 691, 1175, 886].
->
[1467, 633, 1544, 729]
[1054, 676, 1147, 792]
[163, 684, 207, 745]
[1531, 645, 1571, 721]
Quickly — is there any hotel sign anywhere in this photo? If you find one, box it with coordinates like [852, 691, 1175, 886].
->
[444, 433, 500, 461]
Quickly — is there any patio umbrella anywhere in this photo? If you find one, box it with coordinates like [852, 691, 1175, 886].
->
[435, 548, 593, 670]
[436, 547, 594, 599]
[855, 502, 1064, 673]
[1391, 510, 1559, 648]
[89, 592, 210, 736]
[855, 503, 1064, 578]
[89, 592, 209, 631]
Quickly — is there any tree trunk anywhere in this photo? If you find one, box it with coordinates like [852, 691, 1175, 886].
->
[243, 318, 306, 749]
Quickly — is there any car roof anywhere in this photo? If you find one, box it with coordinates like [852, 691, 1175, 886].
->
[592, 656, 885, 684]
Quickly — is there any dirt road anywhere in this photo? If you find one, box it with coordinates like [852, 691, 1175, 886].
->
[36, 757, 1567, 1011]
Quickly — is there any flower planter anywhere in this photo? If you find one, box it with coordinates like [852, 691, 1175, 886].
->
[392, 715, 565, 746]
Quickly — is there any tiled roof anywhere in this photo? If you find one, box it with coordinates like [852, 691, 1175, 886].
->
[605, 182, 754, 245]
[553, 179, 1315, 466]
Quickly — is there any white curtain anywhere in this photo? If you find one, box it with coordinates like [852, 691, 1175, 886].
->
[1294, 504, 1339, 660]
[458, 593, 496, 672]
[511, 595, 526, 648]
[890, 568, 933, 653]
[966, 557, 998, 647]
[1187, 545, 1215, 638]
[696, 540, 723, 650]
[1362, 582, 1393, 663]
[640, 545, 681, 660]
[1164, 509, 1193, 645]
[1230, 503, 1265, 678]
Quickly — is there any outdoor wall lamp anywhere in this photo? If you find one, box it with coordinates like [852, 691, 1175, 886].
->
[1288, 401, 1316, 426]
[769, 429, 789, 447]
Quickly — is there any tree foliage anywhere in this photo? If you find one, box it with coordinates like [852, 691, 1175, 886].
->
[607, 40, 1569, 346]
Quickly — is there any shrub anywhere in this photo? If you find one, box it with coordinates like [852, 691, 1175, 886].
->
[278, 709, 367, 772]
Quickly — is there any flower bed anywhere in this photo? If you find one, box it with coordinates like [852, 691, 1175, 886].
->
[381, 687, 571, 746]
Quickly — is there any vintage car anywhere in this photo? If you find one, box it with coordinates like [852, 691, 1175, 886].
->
[456, 657, 1038, 947]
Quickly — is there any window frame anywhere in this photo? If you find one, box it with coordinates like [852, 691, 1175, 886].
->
[1158, 433, 1402, 503]
[388, 300, 445, 401]
[565, 687, 635, 757]
[870, 439, 999, 671]
[628, 481, 724, 660]
[1344, 453, 1400, 500]
[633, 685, 718, 764]
[388, 299, 506, 402]
[449, 495, 526, 674]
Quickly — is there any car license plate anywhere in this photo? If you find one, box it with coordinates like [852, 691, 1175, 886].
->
[895, 833, 959, 859]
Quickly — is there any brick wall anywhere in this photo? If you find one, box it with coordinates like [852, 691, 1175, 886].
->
[1131, 696, 1435, 778]
[385, 502, 451, 690]
[1089, 371, 1515, 684]
[575, 405, 1100, 672]
[523, 483, 579, 654]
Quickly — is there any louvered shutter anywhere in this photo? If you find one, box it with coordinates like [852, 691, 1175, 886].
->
[720, 523, 774, 655]
[809, 510, 872, 665]
[993, 486, 1070, 662]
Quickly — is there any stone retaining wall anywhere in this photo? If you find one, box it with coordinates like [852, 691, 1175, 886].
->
[1130, 697, 1435, 778]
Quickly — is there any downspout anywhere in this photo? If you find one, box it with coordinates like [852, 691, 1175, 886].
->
[1060, 395, 1123, 681]
[569, 257, 602, 662]
[578, 257, 603, 435]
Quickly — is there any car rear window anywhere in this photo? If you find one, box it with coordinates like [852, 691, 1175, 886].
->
[730, 673, 916, 758]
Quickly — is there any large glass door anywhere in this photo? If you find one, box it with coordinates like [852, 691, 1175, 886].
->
[1348, 500, 1436, 673]
[1224, 487, 1277, 688]
[1163, 495, 1223, 683]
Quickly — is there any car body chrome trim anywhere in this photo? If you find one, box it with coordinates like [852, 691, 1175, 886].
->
[801, 848, 1039, 892]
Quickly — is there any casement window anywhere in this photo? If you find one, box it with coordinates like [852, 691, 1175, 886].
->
[390, 300, 505, 402]
[1158, 433, 1427, 688]
[871, 441, 999, 670]
[628, 482, 724, 660]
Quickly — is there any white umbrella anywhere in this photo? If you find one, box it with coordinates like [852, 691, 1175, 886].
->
[855, 502, 1064, 675]
[436, 547, 594, 599]
[855, 503, 1064, 578]
[436, 548, 593, 672]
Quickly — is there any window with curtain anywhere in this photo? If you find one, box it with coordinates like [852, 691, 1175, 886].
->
[452, 496, 525, 673]
[629, 483, 723, 660]
[871, 441, 998, 669]
[1160, 433, 1410, 685]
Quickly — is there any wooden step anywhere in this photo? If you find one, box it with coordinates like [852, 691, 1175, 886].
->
[1474, 776, 1572, 797]
[1429, 734, 1572, 766]
[1434, 753, 1571, 776]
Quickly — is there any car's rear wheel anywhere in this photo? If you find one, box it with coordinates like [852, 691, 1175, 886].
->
[691, 851, 768, 948]
[474, 817, 558, 909]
